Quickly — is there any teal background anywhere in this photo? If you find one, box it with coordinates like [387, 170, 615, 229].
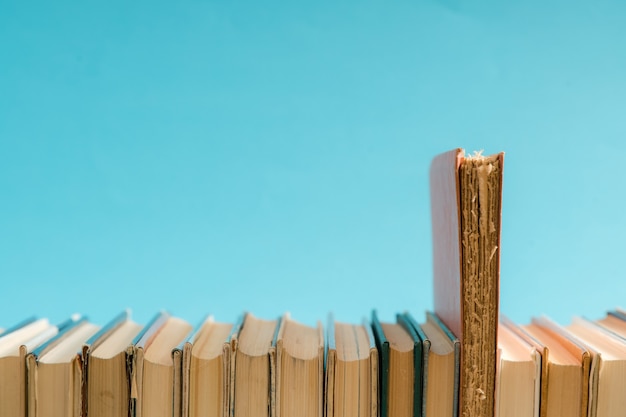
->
[1, 1, 625, 329]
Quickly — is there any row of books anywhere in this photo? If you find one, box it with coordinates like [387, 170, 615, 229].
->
[5, 307, 626, 417]
[498, 309, 626, 417]
[0, 309, 461, 417]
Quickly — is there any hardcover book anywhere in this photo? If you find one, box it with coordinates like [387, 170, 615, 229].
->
[430, 148, 503, 417]
[325, 317, 378, 417]
[26, 316, 99, 417]
[567, 317, 626, 417]
[496, 319, 540, 417]
[517, 317, 591, 417]
[371, 310, 425, 417]
[231, 313, 279, 417]
[0, 317, 57, 417]
[179, 315, 234, 417]
[82, 310, 142, 417]
[130, 312, 192, 417]
[420, 312, 460, 417]
[275, 314, 324, 417]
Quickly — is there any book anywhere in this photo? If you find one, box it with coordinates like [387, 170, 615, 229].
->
[0, 317, 57, 417]
[430, 148, 503, 417]
[371, 310, 424, 417]
[496, 320, 540, 417]
[26, 316, 100, 417]
[231, 313, 279, 417]
[179, 315, 234, 417]
[131, 312, 192, 417]
[568, 317, 626, 417]
[275, 314, 324, 417]
[83, 310, 142, 417]
[420, 312, 460, 417]
[12, 307, 626, 417]
[325, 317, 378, 417]
[517, 317, 590, 417]
[596, 309, 626, 336]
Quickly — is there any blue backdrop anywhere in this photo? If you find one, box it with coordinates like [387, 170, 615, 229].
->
[2, 1, 625, 329]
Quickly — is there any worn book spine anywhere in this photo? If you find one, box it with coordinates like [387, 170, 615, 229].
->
[430, 148, 503, 417]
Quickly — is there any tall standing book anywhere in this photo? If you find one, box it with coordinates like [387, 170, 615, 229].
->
[430, 148, 504, 417]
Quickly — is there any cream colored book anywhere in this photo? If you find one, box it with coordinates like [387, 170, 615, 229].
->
[518, 317, 590, 417]
[325, 317, 378, 417]
[496, 321, 540, 417]
[231, 313, 279, 417]
[131, 312, 192, 417]
[83, 310, 142, 417]
[596, 309, 626, 337]
[275, 314, 323, 417]
[421, 311, 460, 417]
[26, 316, 100, 417]
[371, 310, 424, 417]
[180, 315, 234, 417]
[0, 317, 57, 417]
[567, 317, 626, 417]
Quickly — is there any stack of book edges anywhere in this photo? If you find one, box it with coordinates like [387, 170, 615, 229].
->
[5, 148, 626, 417]
[0, 309, 462, 417]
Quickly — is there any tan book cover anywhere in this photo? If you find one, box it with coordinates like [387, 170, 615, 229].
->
[26, 316, 100, 417]
[512, 317, 590, 417]
[231, 313, 279, 417]
[180, 315, 234, 417]
[496, 319, 541, 417]
[324, 317, 378, 417]
[0, 318, 57, 417]
[275, 314, 324, 417]
[130, 312, 192, 417]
